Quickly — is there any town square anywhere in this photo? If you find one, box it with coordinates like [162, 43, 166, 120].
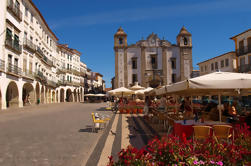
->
[0, 0, 251, 165]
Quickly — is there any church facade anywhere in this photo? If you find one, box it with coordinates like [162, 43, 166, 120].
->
[114, 26, 193, 88]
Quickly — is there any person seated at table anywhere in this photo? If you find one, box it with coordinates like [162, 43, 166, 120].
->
[180, 100, 185, 113]
[158, 95, 167, 112]
[184, 103, 193, 119]
[223, 102, 230, 116]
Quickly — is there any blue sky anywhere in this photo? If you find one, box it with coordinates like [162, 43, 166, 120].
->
[33, 0, 251, 87]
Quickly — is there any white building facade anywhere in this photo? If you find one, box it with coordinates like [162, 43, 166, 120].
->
[0, 0, 85, 109]
[114, 27, 193, 88]
[230, 29, 251, 73]
[197, 52, 237, 76]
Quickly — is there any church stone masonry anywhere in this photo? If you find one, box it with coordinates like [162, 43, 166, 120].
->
[114, 26, 193, 89]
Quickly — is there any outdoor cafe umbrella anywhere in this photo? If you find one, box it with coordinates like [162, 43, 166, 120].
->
[85, 94, 95, 96]
[135, 87, 153, 95]
[95, 94, 105, 97]
[108, 87, 135, 97]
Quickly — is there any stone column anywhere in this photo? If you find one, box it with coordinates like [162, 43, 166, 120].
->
[140, 47, 146, 87]
[114, 48, 119, 89]
[162, 47, 167, 85]
[124, 48, 128, 88]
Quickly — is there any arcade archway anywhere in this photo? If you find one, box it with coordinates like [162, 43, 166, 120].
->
[22, 83, 35, 106]
[60, 88, 64, 102]
[35, 83, 40, 104]
[66, 89, 73, 102]
[41, 86, 45, 104]
[6, 81, 19, 108]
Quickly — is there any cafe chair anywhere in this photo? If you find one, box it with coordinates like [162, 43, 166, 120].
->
[192, 126, 212, 141]
[91, 113, 106, 132]
[212, 125, 233, 142]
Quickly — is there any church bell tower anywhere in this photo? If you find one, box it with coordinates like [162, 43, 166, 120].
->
[114, 27, 128, 88]
[177, 26, 193, 81]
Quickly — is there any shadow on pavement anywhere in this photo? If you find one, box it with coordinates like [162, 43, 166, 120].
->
[79, 125, 94, 133]
[96, 107, 108, 111]
[126, 116, 155, 150]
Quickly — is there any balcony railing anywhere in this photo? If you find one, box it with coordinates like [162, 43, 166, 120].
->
[36, 47, 53, 66]
[35, 70, 47, 83]
[7, 1, 22, 21]
[22, 69, 34, 79]
[0, 59, 5, 71]
[23, 38, 36, 52]
[36, 46, 44, 58]
[42, 55, 53, 66]
[238, 64, 251, 73]
[7, 63, 22, 76]
[236, 46, 251, 56]
[5, 37, 22, 54]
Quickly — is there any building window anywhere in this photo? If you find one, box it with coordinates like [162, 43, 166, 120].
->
[132, 74, 137, 83]
[225, 58, 229, 67]
[221, 60, 224, 68]
[200, 66, 204, 72]
[172, 74, 176, 83]
[132, 58, 137, 69]
[151, 54, 157, 69]
[171, 58, 176, 69]
[240, 57, 245, 65]
[215, 62, 218, 70]
[30, 13, 33, 23]
[25, 7, 28, 17]
[211, 63, 214, 71]
[6, 28, 12, 40]
[248, 37, 251, 52]
[249, 56, 251, 65]
[205, 65, 207, 72]
[239, 40, 244, 55]
[67, 64, 69, 70]
[8, 54, 12, 65]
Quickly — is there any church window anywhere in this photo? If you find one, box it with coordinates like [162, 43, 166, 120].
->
[132, 74, 137, 83]
[184, 37, 188, 45]
[151, 55, 157, 69]
[172, 74, 176, 83]
[132, 58, 137, 69]
[119, 38, 123, 45]
[171, 58, 176, 69]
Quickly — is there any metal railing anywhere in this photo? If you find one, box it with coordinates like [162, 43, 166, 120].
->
[7, 1, 22, 21]
[0, 59, 5, 71]
[237, 46, 251, 56]
[36, 47, 53, 66]
[22, 69, 34, 78]
[36, 46, 44, 57]
[5, 37, 22, 54]
[7, 63, 22, 75]
[35, 70, 47, 82]
[42, 55, 53, 66]
[23, 38, 36, 52]
[238, 64, 251, 73]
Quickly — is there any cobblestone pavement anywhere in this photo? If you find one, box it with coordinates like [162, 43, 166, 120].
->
[0, 102, 112, 166]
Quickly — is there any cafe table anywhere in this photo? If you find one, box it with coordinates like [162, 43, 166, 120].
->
[173, 119, 228, 138]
